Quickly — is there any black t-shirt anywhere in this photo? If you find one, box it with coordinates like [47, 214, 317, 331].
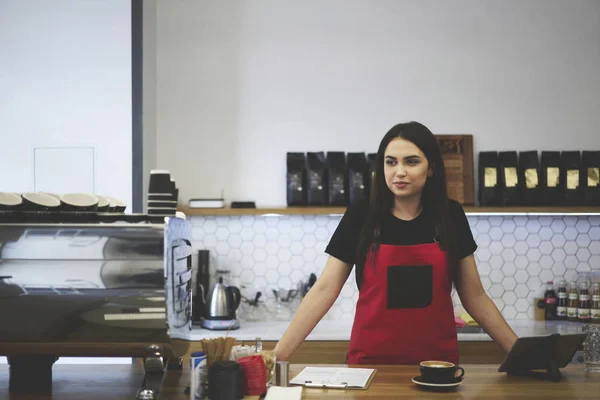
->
[325, 199, 477, 267]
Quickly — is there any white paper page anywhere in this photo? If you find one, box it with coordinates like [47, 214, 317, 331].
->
[331, 368, 375, 388]
[264, 386, 303, 400]
[289, 367, 375, 388]
[290, 367, 337, 385]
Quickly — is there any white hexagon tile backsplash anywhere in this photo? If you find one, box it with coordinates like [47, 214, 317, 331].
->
[190, 214, 600, 322]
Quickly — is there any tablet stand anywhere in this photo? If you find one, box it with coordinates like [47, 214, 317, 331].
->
[506, 334, 562, 382]
[507, 359, 562, 382]
[498, 333, 589, 383]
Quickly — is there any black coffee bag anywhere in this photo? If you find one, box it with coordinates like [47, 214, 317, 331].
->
[286, 152, 306, 206]
[367, 153, 377, 198]
[478, 151, 500, 206]
[306, 152, 327, 205]
[327, 152, 347, 205]
[540, 151, 562, 205]
[347, 152, 368, 204]
[582, 151, 600, 205]
[561, 151, 583, 206]
[367, 152, 377, 179]
[518, 151, 540, 206]
[499, 151, 521, 205]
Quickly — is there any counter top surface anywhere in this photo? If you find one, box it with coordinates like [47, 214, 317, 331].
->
[183, 319, 587, 341]
[0, 363, 597, 400]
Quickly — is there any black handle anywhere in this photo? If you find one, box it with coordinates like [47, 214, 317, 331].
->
[303, 273, 318, 296]
[455, 366, 465, 379]
[227, 286, 241, 313]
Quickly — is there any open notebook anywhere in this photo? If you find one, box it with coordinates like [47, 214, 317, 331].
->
[289, 367, 376, 390]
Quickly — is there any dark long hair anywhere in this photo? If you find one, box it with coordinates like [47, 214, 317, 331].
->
[355, 121, 459, 288]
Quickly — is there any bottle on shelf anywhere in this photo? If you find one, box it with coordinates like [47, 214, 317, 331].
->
[556, 279, 568, 321]
[578, 280, 591, 322]
[255, 337, 263, 353]
[591, 282, 600, 323]
[567, 281, 579, 322]
[543, 281, 558, 321]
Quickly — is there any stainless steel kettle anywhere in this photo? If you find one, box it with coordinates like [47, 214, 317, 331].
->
[205, 276, 241, 320]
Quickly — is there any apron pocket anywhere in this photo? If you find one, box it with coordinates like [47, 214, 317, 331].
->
[387, 265, 433, 309]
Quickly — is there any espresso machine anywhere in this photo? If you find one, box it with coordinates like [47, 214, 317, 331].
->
[0, 216, 193, 399]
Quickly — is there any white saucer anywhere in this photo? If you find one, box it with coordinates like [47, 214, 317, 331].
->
[412, 376, 463, 389]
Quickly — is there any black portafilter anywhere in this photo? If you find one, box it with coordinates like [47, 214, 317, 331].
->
[207, 361, 245, 400]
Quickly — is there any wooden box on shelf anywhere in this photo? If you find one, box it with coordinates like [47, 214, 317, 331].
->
[435, 134, 475, 205]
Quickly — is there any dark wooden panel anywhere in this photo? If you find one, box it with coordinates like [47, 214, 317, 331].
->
[1, 363, 597, 399]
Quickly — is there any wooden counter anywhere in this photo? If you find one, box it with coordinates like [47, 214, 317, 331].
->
[178, 340, 508, 365]
[0, 363, 598, 400]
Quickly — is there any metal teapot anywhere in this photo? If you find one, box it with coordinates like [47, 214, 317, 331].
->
[205, 276, 241, 320]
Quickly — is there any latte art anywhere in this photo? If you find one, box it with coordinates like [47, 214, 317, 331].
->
[421, 361, 454, 368]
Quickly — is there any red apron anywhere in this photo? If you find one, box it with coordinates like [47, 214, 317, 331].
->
[346, 242, 458, 365]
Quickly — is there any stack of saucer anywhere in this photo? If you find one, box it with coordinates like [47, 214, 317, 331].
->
[148, 170, 178, 219]
[0, 191, 131, 223]
[0, 192, 127, 213]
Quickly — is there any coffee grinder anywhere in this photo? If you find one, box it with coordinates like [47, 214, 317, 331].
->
[192, 250, 210, 324]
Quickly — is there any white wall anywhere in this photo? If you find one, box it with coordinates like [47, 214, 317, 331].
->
[155, 0, 600, 207]
[143, 0, 158, 211]
[0, 0, 132, 207]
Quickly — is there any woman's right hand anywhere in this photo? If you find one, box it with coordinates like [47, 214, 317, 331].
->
[272, 256, 353, 361]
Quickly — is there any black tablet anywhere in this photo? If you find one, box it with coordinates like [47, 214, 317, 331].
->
[498, 333, 588, 377]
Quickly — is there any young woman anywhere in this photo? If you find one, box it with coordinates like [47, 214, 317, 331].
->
[274, 121, 518, 364]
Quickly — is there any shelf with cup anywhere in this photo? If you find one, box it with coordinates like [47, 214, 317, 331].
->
[177, 205, 600, 216]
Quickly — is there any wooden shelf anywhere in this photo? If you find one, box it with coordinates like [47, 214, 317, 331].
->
[178, 206, 347, 216]
[178, 206, 600, 216]
[463, 206, 600, 214]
